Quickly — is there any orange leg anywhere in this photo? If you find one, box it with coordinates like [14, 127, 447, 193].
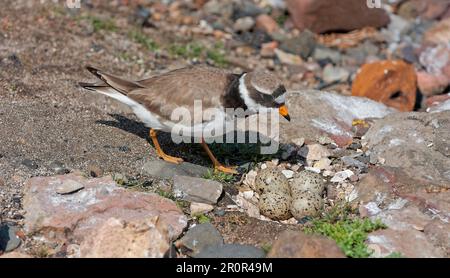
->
[200, 139, 238, 174]
[150, 129, 183, 164]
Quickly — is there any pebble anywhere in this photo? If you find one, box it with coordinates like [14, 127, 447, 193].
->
[281, 170, 294, 179]
[304, 167, 321, 174]
[190, 202, 214, 216]
[274, 48, 303, 65]
[291, 137, 305, 147]
[331, 170, 355, 183]
[0, 223, 21, 252]
[313, 158, 332, 170]
[49, 161, 69, 175]
[233, 17, 255, 32]
[21, 159, 38, 170]
[242, 191, 254, 200]
[176, 223, 223, 255]
[88, 164, 103, 178]
[280, 30, 316, 59]
[56, 179, 85, 195]
[322, 64, 350, 84]
[341, 156, 367, 169]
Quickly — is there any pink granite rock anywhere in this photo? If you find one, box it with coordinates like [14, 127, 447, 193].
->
[23, 173, 187, 249]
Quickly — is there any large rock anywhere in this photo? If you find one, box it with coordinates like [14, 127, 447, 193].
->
[286, 0, 390, 34]
[80, 217, 171, 258]
[267, 230, 346, 258]
[23, 173, 187, 256]
[367, 228, 445, 258]
[362, 111, 450, 187]
[352, 60, 417, 112]
[173, 175, 223, 204]
[280, 90, 395, 147]
[176, 223, 224, 255]
[143, 160, 211, 179]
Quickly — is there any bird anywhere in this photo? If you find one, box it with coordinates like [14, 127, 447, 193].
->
[79, 64, 290, 174]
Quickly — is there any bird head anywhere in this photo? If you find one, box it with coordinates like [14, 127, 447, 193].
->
[238, 70, 290, 121]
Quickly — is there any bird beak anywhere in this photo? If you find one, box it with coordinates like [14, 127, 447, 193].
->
[279, 105, 291, 122]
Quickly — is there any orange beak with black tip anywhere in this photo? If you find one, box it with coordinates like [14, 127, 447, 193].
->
[279, 105, 290, 122]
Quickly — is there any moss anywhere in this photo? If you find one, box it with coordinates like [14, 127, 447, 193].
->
[88, 16, 117, 32]
[303, 202, 387, 258]
[385, 252, 405, 258]
[129, 30, 159, 51]
[194, 213, 211, 224]
[169, 43, 203, 59]
[168, 42, 228, 67]
[202, 169, 235, 183]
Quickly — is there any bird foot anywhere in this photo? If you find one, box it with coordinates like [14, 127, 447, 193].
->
[214, 165, 238, 175]
[160, 154, 184, 164]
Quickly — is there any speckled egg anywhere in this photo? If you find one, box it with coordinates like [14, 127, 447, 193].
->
[254, 168, 290, 195]
[258, 191, 292, 221]
[290, 170, 325, 197]
[290, 191, 323, 219]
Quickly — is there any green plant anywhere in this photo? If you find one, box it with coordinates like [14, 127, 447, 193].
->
[169, 43, 203, 59]
[206, 42, 227, 67]
[89, 16, 117, 32]
[275, 14, 288, 26]
[303, 201, 386, 258]
[385, 252, 405, 258]
[261, 243, 272, 254]
[129, 30, 159, 51]
[304, 217, 386, 258]
[155, 189, 176, 201]
[194, 213, 211, 224]
[203, 169, 235, 183]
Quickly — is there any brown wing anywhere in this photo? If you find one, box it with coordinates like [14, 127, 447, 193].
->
[128, 65, 236, 121]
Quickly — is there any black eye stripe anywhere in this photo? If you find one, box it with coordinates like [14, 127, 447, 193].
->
[273, 85, 286, 98]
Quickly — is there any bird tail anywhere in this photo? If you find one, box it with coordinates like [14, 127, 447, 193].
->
[79, 66, 143, 95]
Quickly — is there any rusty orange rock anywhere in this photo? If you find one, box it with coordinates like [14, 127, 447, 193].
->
[352, 60, 417, 112]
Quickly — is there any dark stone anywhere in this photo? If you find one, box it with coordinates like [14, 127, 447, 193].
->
[0, 224, 21, 252]
[21, 159, 38, 170]
[280, 30, 316, 59]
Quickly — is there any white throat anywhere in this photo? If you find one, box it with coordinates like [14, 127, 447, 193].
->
[239, 74, 266, 113]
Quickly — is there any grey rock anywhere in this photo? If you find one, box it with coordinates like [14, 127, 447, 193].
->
[362, 111, 450, 185]
[232, 1, 265, 20]
[173, 175, 223, 204]
[177, 223, 223, 255]
[204, 0, 234, 19]
[313, 46, 342, 64]
[195, 244, 265, 258]
[341, 156, 367, 169]
[322, 64, 350, 84]
[280, 90, 395, 147]
[0, 224, 21, 252]
[233, 17, 255, 32]
[56, 179, 85, 195]
[143, 161, 210, 179]
[21, 159, 38, 170]
[280, 30, 316, 59]
[49, 161, 69, 175]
